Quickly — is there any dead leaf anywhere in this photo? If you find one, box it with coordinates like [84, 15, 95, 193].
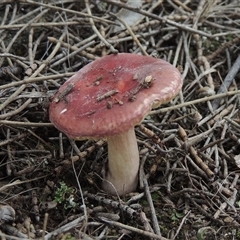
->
[234, 154, 240, 168]
[0, 205, 15, 223]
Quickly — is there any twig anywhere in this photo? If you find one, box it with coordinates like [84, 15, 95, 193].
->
[172, 211, 191, 240]
[143, 175, 161, 236]
[150, 89, 240, 114]
[101, 0, 214, 38]
[0, 72, 74, 90]
[0, 98, 32, 119]
[44, 215, 86, 240]
[0, 85, 26, 111]
[99, 217, 170, 240]
[184, 193, 224, 225]
[13, 0, 114, 24]
[178, 125, 214, 178]
[206, 36, 240, 61]
[211, 54, 240, 110]
[0, 176, 46, 192]
[71, 154, 88, 234]
[0, 21, 85, 29]
[48, 36, 98, 60]
[84, 0, 118, 54]
[0, 225, 28, 239]
[110, 13, 148, 56]
[0, 120, 53, 127]
[85, 192, 137, 217]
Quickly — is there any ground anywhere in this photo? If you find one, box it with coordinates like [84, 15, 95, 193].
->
[0, 0, 240, 239]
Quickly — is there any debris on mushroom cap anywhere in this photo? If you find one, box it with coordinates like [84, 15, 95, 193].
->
[49, 53, 182, 139]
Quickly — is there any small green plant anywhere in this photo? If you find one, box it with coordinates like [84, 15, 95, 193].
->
[170, 209, 184, 222]
[236, 230, 240, 239]
[65, 233, 77, 240]
[197, 227, 216, 240]
[54, 182, 76, 209]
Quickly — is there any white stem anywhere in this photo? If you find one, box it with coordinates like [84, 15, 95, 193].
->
[102, 128, 139, 195]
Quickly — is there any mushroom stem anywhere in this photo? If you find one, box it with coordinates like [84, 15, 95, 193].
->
[102, 128, 139, 195]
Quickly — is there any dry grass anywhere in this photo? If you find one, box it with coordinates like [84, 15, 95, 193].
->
[0, 0, 240, 239]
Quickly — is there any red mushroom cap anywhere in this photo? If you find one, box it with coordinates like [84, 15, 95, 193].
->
[49, 53, 182, 138]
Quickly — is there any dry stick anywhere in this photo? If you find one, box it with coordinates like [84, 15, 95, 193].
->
[15, 0, 114, 24]
[199, 56, 215, 90]
[0, 7, 47, 67]
[49, 22, 98, 49]
[86, 192, 137, 217]
[224, 117, 240, 129]
[172, 0, 192, 12]
[184, 62, 222, 92]
[84, 0, 118, 54]
[185, 127, 216, 148]
[2, 4, 40, 27]
[32, 31, 46, 61]
[1, 32, 66, 122]
[188, 146, 214, 178]
[139, 124, 162, 146]
[211, 54, 240, 111]
[166, 0, 190, 15]
[0, 21, 83, 29]
[27, 129, 54, 151]
[178, 125, 214, 178]
[0, 225, 28, 239]
[0, 120, 52, 127]
[28, 27, 35, 66]
[208, 104, 234, 126]
[0, 133, 28, 147]
[110, 13, 148, 56]
[192, 0, 207, 29]
[44, 216, 86, 240]
[167, 161, 178, 193]
[143, 176, 161, 236]
[6, 129, 13, 176]
[59, 133, 64, 159]
[42, 213, 49, 240]
[0, 72, 74, 90]
[212, 30, 240, 38]
[0, 84, 26, 111]
[0, 3, 11, 27]
[230, 174, 240, 189]
[100, 217, 170, 240]
[101, 0, 213, 38]
[197, 104, 225, 127]
[0, 53, 26, 61]
[48, 36, 98, 60]
[71, 154, 88, 234]
[180, 32, 191, 111]
[0, 231, 6, 240]
[150, 89, 240, 115]
[172, 211, 191, 240]
[32, 32, 67, 77]
[139, 211, 155, 234]
[185, 193, 224, 225]
[54, 140, 106, 174]
[109, 19, 162, 41]
[0, 176, 46, 192]
[50, 40, 96, 68]
[206, 36, 240, 61]
[3, 8, 49, 60]
[0, 99, 32, 120]
[198, 95, 236, 127]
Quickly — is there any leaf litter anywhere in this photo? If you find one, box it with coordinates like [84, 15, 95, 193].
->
[0, 0, 240, 239]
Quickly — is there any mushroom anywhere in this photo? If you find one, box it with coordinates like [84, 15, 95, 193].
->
[49, 53, 182, 196]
